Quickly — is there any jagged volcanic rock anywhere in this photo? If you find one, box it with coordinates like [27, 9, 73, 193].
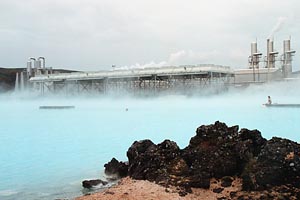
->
[101, 121, 300, 196]
[182, 121, 266, 182]
[127, 139, 185, 186]
[182, 121, 240, 179]
[241, 137, 300, 190]
[123, 121, 268, 190]
[82, 179, 108, 189]
[104, 158, 128, 178]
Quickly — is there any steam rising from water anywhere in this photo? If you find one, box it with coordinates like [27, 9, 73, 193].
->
[1, 80, 300, 200]
[3, 78, 300, 101]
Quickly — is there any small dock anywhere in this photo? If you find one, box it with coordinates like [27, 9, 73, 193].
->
[264, 104, 300, 108]
[39, 106, 75, 109]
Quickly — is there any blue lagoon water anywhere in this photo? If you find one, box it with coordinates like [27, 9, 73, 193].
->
[0, 82, 300, 199]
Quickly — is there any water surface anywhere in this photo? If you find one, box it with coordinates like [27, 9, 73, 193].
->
[0, 82, 300, 199]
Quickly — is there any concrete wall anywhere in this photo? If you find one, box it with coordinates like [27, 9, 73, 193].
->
[233, 68, 283, 84]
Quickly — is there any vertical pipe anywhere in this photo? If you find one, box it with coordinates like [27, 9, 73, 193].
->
[20, 72, 24, 91]
[251, 42, 257, 55]
[29, 58, 36, 68]
[266, 39, 270, 68]
[154, 75, 156, 95]
[269, 40, 275, 68]
[27, 61, 32, 78]
[251, 43, 256, 81]
[266, 39, 270, 81]
[38, 57, 45, 69]
[15, 73, 19, 91]
[283, 40, 292, 77]
[35, 60, 41, 69]
[29, 58, 36, 76]
[251, 42, 258, 69]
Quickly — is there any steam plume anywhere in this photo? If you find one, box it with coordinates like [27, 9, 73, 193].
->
[268, 17, 287, 39]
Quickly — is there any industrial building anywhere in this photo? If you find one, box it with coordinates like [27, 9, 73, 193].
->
[15, 57, 52, 92]
[234, 38, 296, 84]
[29, 64, 235, 95]
[15, 38, 297, 95]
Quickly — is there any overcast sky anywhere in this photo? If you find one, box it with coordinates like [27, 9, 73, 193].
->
[0, 0, 299, 71]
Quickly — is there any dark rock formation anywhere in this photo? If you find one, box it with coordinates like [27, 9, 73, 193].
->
[241, 137, 300, 190]
[182, 121, 240, 180]
[82, 179, 108, 189]
[100, 121, 300, 196]
[127, 139, 184, 186]
[181, 121, 266, 189]
[104, 158, 128, 178]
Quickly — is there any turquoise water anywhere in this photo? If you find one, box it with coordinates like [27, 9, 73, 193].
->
[0, 81, 300, 199]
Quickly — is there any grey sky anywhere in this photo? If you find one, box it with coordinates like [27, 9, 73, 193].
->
[0, 0, 299, 71]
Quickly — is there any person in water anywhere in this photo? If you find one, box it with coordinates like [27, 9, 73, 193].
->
[267, 96, 272, 104]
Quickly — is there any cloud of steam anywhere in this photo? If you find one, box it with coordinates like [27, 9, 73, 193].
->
[117, 50, 220, 70]
[117, 61, 167, 70]
[168, 50, 220, 65]
[268, 17, 287, 39]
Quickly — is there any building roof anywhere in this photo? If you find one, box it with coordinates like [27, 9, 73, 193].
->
[30, 64, 234, 82]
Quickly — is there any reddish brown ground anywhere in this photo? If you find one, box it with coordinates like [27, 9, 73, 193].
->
[76, 177, 242, 200]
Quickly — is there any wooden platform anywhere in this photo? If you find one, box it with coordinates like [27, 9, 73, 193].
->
[263, 103, 300, 108]
[39, 106, 75, 109]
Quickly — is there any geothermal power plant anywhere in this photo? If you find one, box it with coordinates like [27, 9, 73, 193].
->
[15, 38, 297, 95]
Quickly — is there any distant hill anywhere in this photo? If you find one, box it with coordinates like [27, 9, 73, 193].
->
[0, 68, 24, 91]
[0, 67, 77, 92]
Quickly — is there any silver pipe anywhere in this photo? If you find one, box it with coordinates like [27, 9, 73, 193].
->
[29, 57, 36, 69]
[38, 57, 45, 69]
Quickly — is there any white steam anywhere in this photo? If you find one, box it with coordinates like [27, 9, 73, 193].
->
[117, 50, 219, 70]
[117, 61, 167, 70]
[268, 17, 287, 39]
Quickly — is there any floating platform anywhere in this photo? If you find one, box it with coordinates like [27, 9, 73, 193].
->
[263, 104, 300, 108]
[39, 106, 75, 109]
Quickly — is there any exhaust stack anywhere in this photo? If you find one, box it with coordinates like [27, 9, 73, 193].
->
[266, 39, 278, 69]
[249, 42, 262, 69]
[282, 39, 296, 78]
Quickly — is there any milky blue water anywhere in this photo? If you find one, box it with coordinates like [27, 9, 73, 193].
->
[0, 81, 300, 199]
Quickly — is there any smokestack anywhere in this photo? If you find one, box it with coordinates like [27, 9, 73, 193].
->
[282, 39, 296, 78]
[249, 41, 262, 81]
[251, 42, 258, 55]
[269, 40, 274, 53]
[266, 39, 270, 69]
[266, 39, 278, 69]
[249, 42, 261, 69]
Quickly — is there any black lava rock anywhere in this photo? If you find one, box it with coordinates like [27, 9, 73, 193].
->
[82, 179, 108, 189]
[242, 137, 300, 190]
[96, 121, 300, 197]
[104, 157, 128, 178]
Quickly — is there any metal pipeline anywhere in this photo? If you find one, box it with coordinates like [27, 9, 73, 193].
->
[38, 57, 45, 69]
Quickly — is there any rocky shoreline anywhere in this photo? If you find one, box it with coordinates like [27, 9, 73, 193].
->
[78, 121, 300, 199]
